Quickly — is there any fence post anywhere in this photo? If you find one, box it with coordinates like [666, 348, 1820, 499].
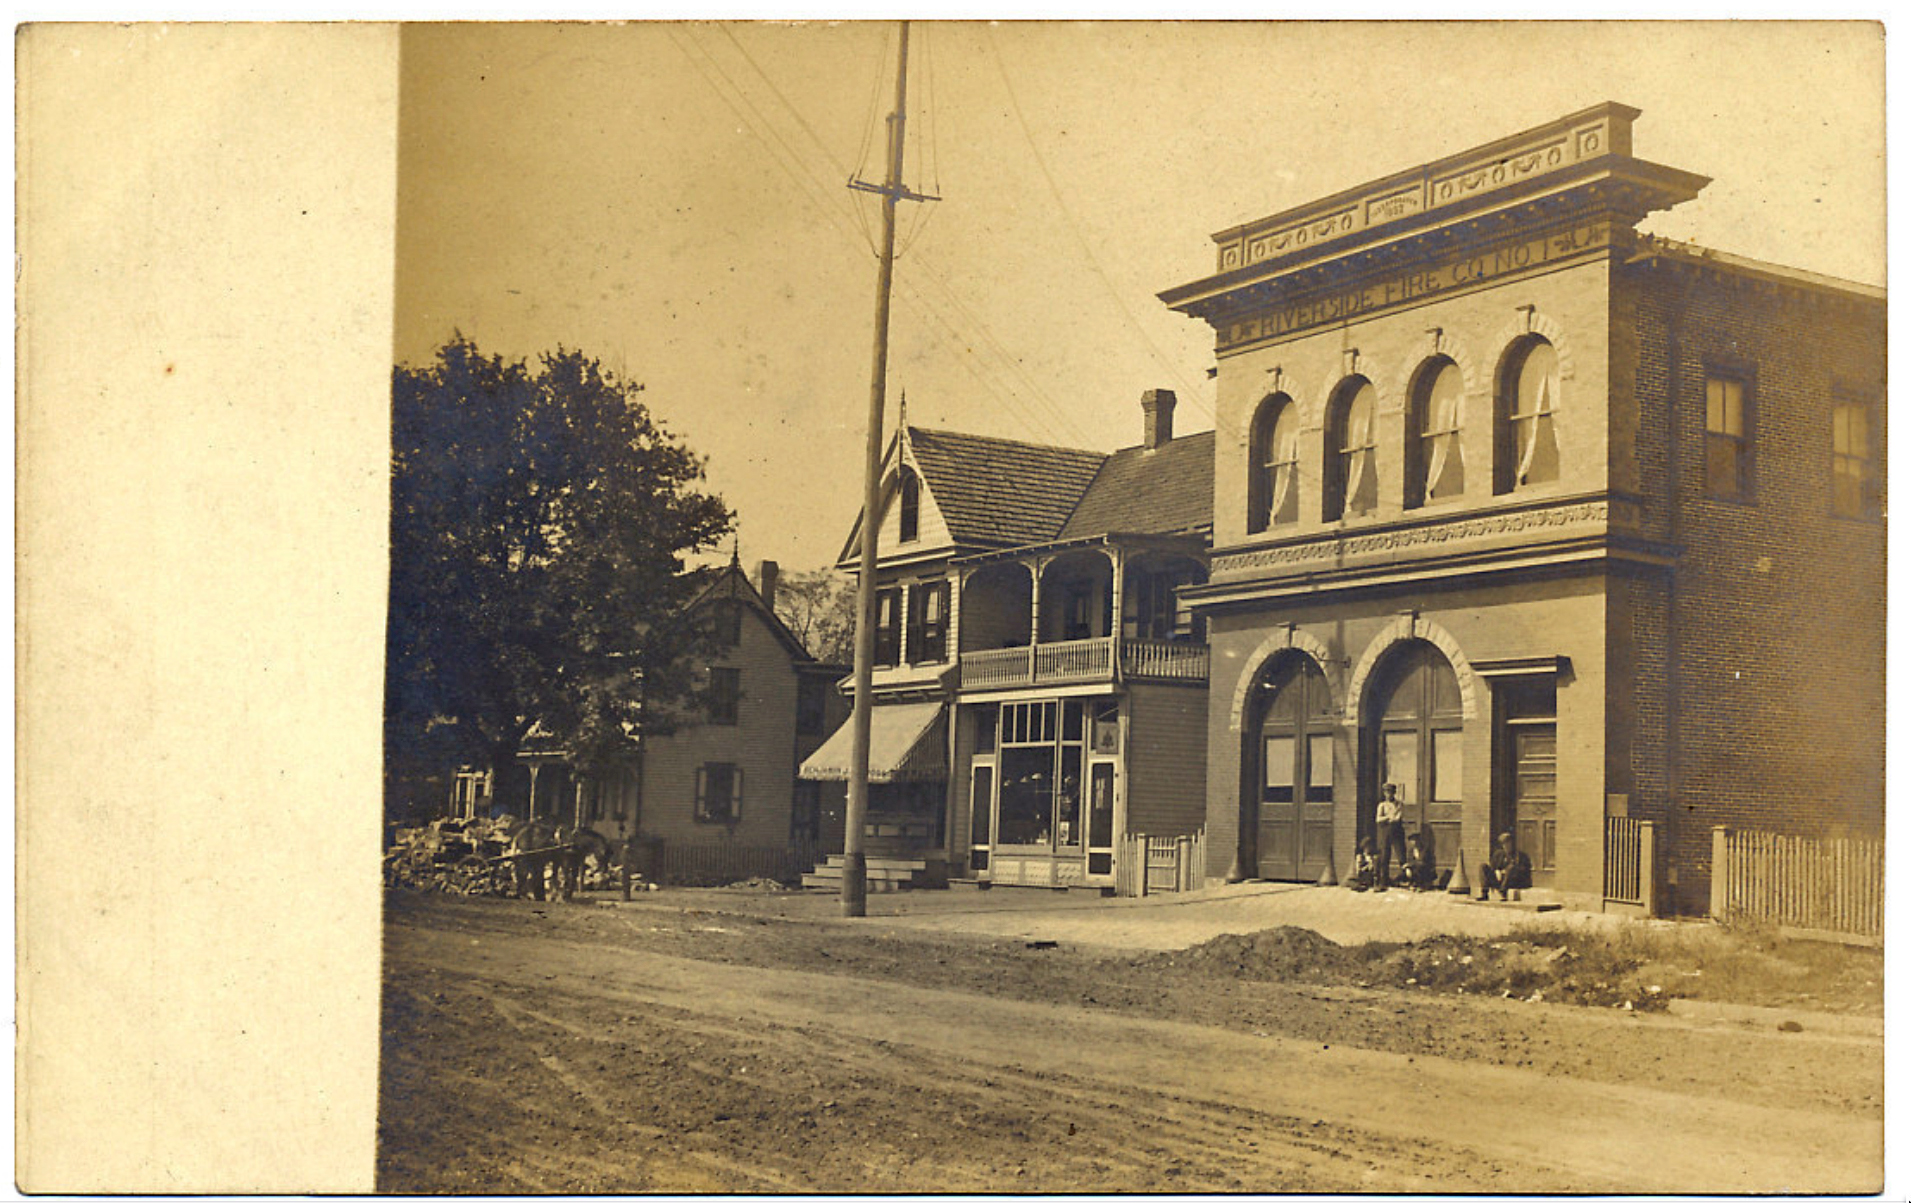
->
[1709, 826, 1729, 919]
[1639, 820, 1657, 918]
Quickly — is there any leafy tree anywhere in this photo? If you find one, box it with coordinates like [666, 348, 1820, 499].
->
[386, 337, 732, 817]
[773, 566, 858, 666]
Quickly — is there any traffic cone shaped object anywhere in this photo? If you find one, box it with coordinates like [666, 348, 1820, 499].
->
[1316, 850, 1339, 887]
[1447, 848, 1473, 895]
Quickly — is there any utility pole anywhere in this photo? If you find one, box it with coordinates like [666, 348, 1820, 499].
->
[842, 22, 936, 916]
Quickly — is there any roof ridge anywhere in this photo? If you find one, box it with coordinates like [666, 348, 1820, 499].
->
[909, 424, 1104, 460]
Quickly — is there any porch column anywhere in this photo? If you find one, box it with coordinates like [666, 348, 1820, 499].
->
[1106, 545, 1125, 677]
[526, 762, 542, 820]
[1027, 555, 1048, 682]
[950, 566, 967, 664]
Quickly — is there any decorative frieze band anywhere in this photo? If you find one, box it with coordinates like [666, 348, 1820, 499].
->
[1213, 106, 1634, 274]
[1214, 500, 1609, 574]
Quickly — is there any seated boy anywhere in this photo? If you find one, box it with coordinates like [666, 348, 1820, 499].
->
[1344, 836, 1378, 892]
[1402, 831, 1437, 890]
[1479, 831, 1533, 900]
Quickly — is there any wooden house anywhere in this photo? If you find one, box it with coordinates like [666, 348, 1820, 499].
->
[801, 392, 1215, 893]
[452, 560, 850, 884]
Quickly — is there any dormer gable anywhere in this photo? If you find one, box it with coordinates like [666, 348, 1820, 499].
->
[835, 427, 958, 569]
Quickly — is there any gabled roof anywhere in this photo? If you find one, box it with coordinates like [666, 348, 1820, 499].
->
[907, 427, 1108, 549]
[687, 561, 814, 663]
[1058, 430, 1215, 540]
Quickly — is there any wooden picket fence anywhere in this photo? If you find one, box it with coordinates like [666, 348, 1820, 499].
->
[1117, 829, 1208, 897]
[1710, 827, 1883, 943]
[652, 840, 819, 887]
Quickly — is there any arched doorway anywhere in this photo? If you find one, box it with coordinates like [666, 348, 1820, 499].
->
[1365, 641, 1464, 872]
[1252, 653, 1336, 881]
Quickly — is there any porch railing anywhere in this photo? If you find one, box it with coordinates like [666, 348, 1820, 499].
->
[1033, 636, 1113, 683]
[960, 636, 1207, 690]
[1121, 638, 1210, 681]
[1710, 826, 1883, 943]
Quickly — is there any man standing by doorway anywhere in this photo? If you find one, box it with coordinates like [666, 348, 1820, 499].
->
[1373, 783, 1406, 891]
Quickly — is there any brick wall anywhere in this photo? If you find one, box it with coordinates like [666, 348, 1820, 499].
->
[1203, 575, 1608, 901]
[1624, 261, 1885, 912]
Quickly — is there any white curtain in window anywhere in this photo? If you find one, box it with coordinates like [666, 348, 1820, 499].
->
[1517, 371, 1556, 484]
[1268, 404, 1299, 521]
[1344, 385, 1377, 512]
[1423, 363, 1462, 500]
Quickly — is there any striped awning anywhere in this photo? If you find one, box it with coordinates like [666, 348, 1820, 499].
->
[800, 701, 947, 783]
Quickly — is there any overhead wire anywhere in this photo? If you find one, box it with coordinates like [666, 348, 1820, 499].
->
[984, 27, 1212, 420]
[681, 24, 1095, 448]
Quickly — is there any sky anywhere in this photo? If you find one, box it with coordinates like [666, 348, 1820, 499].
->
[394, 21, 1885, 574]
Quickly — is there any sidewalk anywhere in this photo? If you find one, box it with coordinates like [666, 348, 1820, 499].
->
[655, 879, 1631, 952]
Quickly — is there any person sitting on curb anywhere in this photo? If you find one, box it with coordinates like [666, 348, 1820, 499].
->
[1479, 831, 1533, 901]
[1344, 837, 1378, 892]
[1402, 830, 1437, 891]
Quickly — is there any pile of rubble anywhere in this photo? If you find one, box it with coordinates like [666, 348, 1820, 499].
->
[385, 816, 631, 897]
[384, 816, 520, 896]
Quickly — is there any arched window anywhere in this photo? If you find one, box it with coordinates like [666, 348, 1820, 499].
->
[1496, 338, 1559, 492]
[898, 466, 920, 542]
[1406, 358, 1464, 507]
[1324, 378, 1378, 521]
[1246, 393, 1300, 533]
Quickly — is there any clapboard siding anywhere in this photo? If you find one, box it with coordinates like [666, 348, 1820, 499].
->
[1124, 683, 1208, 837]
[624, 599, 803, 854]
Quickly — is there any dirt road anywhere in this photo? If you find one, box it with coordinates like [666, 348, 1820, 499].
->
[378, 891, 1881, 1193]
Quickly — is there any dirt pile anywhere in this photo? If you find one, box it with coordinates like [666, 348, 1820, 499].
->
[1145, 926, 1355, 982]
[1149, 928, 1672, 1011]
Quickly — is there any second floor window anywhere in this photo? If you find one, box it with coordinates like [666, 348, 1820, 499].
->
[1705, 374, 1754, 500]
[874, 587, 902, 667]
[1248, 394, 1300, 533]
[707, 667, 740, 725]
[1832, 397, 1878, 518]
[898, 468, 921, 543]
[1409, 358, 1465, 506]
[908, 578, 949, 663]
[709, 599, 742, 646]
[1498, 337, 1560, 492]
[1325, 378, 1378, 520]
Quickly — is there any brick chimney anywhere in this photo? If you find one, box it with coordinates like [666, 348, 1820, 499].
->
[755, 560, 779, 611]
[1141, 388, 1177, 449]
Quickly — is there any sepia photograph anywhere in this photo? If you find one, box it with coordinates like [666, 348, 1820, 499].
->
[16, 17, 1889, 1195]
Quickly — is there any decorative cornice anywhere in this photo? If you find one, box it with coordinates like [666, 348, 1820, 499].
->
[1211, 112, 1616, 277]
[1213, 500, 1608, 575]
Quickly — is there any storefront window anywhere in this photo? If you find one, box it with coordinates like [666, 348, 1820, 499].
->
[986, 699, 1093, 852]
[996, 746, 1053, 845]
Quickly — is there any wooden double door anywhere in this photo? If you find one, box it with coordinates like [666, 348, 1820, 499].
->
[1255, 656, 1336, 881]
[1368, 642, 1464, 872]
